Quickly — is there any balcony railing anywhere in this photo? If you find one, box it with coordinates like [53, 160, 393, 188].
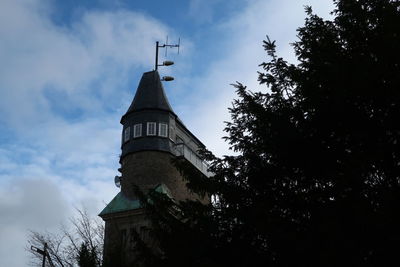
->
[174, 143, 213, 177]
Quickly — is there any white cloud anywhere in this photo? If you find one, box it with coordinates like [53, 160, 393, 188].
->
[0, 178, 68, 267]
[0, 0, 173, 266]
[188, 0, 223, 24]
[0, 0, 170, 131]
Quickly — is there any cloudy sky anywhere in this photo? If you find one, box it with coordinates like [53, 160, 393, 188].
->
[0, 0, 334, 266]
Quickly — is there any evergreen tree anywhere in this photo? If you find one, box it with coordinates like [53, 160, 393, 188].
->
[77, 242, 98, 267]
[140, 1, 400, 266]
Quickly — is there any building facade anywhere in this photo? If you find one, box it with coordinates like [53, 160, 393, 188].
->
[99, 70, 209, 266]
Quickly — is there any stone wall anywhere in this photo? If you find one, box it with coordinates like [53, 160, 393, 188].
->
[120, 150, 197, 201]
[103, 150, 208, 265]
[102, 210, 152, 267]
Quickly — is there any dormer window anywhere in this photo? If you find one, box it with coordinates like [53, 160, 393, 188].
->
[133, 124, 142, 138]
[124, 127, 130, 142]
[159, 123, 168, 137]
[147, 122, 156, 136]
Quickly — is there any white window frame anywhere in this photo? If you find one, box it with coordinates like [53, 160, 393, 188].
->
[133, 124, 142, 138]
[147, 122, 156, 136]
[169, 126, 174, 141]
[159, 123, 168, 137]
[124, 127, 130, 142]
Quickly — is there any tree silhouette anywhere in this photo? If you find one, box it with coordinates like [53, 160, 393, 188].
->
[77, 242, 97, 267]
[139, 1, 400, 266]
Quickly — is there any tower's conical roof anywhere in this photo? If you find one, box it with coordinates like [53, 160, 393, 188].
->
[123, 70, 174, 119]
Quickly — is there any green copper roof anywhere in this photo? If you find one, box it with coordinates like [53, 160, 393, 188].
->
[99, 192, 141, 216]
[154, 183, 173, 198]
[99, 184, 173, 217]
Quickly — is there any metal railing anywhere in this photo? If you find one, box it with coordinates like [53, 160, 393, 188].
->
[174, 143, 213, 177]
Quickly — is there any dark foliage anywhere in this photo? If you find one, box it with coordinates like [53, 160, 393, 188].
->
[139, 1, 400, 266]
[77, 242, 98, 267]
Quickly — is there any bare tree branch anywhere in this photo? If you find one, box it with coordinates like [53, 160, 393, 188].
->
[27, 207, 103, 267]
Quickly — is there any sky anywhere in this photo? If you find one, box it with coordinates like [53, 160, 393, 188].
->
[0, 0, 334, 266]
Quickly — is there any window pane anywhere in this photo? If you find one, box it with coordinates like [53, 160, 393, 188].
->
[133, 124, 142, 138]
[169, 126, 174, 141]
[124, 127, 130, 142]
[159, 123, 168, 137]
[147, 122, 156, 135]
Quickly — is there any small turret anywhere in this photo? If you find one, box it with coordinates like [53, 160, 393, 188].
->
[120, 70, 176, 159]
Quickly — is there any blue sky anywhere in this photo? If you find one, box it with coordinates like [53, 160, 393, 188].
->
[0, 0, 334, 266]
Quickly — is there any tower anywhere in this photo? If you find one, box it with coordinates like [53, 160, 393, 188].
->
[99, 68, 210, 265]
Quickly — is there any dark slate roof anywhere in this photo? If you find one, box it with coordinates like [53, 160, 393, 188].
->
[122, 70, 174, 119]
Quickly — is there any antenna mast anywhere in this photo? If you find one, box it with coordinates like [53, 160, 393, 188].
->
[155, 37, 180, 70]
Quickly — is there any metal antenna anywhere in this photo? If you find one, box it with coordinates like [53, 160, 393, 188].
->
[154, 37, 180, 71]
[165, 36, 169, 57]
